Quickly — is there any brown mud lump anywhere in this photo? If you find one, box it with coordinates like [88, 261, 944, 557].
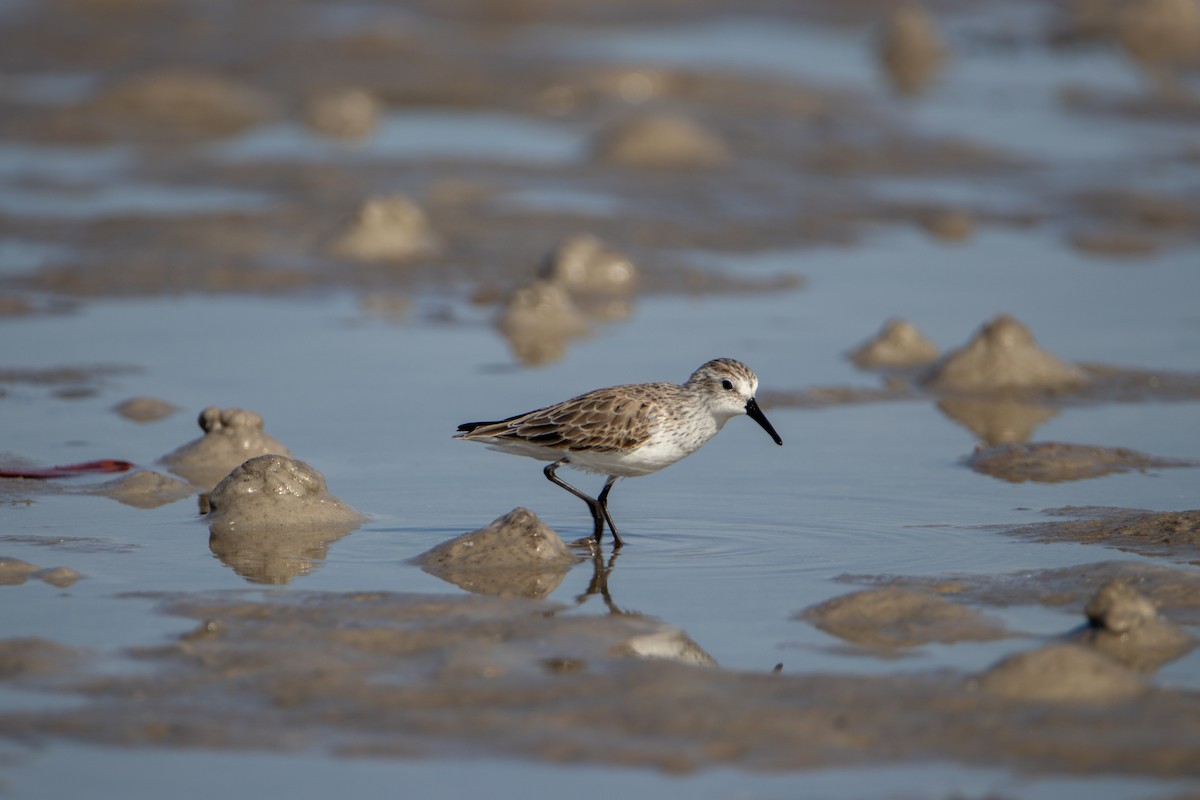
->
[0, 558, 82, 588]
[1069, 229, 1159, 257]
[877, 3, 947, 96]
[1077, 188, 1200, 232]
[161, 407, 292, 488]
[920, 208, 974, 241]
[114, 396, 179, 423]
[0, 638, 80, 679]
[0, 557, 41, 586]
[1004, 507, 1200, 562]
[496, 279, 590, 367]
[538, 234, 638, 321]
[33, 566, 82, 589]
[920, 314, 1089, 394]
[414, 507, 579, 599]
[1087, 580, 1159, 632]
[205, 456, 364, 584]
[304, 87, 381, 140]
[205, 455, 365, 532]
[936, 397, 1058, 445]
[847, 319, 939, 369]
[97, 470, 195, 509]
[966, 441, 1196, 482]
[328, 195, 439, 262]
[593, 113, 729, 169]
[798, 587, 1009, 649]
[1117, 0, 1200, 78]
[91, 69, 275, 139]
[1074, 580, 1194, 671]
[977, 643, 1146, 703]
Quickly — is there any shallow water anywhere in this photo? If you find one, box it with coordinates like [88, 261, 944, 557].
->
[4, 241, 1195, 676]
[528, 10, 1191, 163]
[5, 182, 1200, 796]
[8, 744, 1197, 800]
[212, 111, 586, 165]
[3, 1, 1200, 796]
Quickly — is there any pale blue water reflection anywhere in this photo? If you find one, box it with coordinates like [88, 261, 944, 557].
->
[212, 111, 584, 165]
[7, 744, 1193, 800]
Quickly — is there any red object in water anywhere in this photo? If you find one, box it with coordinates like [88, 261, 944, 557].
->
[0, 459, 135, 479]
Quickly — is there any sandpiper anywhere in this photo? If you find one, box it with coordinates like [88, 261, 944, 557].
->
[455, 358, 782, 547]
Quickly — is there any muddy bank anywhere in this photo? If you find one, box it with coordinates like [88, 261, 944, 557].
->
[804, 564, 1195, 677]
[763, 315, 1200, 448]
[764, 361, 1200, 413]
[777, 315, 1200, 408]
[842, 560, 1200, 628]
[1, 589, 1198, 776]
[0, 0, 1045, 316]
[966, 442, 1197, 483]
[1001, 507, 1200, 565]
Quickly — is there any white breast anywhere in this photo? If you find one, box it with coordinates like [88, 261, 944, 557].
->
[567, 414, 722, 477]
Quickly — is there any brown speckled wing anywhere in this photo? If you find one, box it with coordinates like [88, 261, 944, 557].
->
[466, 385, 662, 453]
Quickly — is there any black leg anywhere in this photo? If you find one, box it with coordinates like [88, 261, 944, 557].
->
[596, 475, 622, 548]
[543, 461, 622, 546]
[544, 461, 604, 541]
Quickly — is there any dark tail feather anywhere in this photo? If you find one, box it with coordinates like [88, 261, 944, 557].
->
[458, 408, 528, 435]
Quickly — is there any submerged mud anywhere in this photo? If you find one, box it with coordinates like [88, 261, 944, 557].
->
[1, 589, 1198, 776]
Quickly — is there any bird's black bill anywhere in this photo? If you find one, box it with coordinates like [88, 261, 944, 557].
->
[745, 397, 783, 446]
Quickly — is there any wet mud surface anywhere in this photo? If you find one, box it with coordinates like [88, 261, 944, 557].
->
[2, 0, 1197, 309]
[1000, 507, 1200, 565]
[0, 0, 863, 301]
[3, 587, 1200, 777]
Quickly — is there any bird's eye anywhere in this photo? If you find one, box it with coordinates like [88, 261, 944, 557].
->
[721, 379, 734, 391]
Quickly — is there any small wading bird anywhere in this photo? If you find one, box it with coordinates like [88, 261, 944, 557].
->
[455, 358, 782, 547]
